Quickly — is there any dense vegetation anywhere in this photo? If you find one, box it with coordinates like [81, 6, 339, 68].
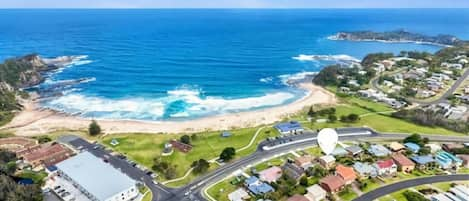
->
[334, 30, 466, 46]
[0, 150, 43, 201]
[0, 54, 49, 126]
[392, 109, 469, 133]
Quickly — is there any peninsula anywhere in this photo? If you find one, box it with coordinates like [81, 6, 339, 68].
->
[329, 30, 466, 46]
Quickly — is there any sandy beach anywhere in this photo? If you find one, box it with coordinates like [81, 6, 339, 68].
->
[1, 83, 336, 136]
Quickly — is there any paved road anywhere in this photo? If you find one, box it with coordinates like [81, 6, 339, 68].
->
[59, 128, 469, 201]
[353, 174, 469, 201]
[58, 136, 175, 201]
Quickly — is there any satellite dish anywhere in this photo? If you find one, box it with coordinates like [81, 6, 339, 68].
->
[317, 128, 338, 155]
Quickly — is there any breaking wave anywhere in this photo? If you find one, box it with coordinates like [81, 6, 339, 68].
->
[42, 85, 299, 120]
[292, 54, 360, 63]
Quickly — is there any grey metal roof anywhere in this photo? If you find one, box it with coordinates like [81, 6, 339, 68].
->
[56, 151, 136, 201]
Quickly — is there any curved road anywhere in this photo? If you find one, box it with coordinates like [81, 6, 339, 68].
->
[353, 174, 469, 201]
[61, 128, 469, 201]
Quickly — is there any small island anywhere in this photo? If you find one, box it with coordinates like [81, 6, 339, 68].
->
[328, 29, 466, 46]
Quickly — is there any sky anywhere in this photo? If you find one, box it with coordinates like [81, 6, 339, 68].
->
[1, 0, 469, 8]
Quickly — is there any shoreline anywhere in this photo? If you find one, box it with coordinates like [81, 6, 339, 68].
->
[327, 36, 452, 47]
[0, 82, 336, 136]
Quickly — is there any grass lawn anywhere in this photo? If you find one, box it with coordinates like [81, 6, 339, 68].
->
[296, 95, 463, 136]
[101, 126, 277, 185]
[458, 167, 469, 174]
[17, 170, 48, 184]
[360, 178, 382, 193]
[432, 182, 453, 192]
[338, 187, 358, 201]
[142, 191, 152, 201]
[206, 179, 239, 201]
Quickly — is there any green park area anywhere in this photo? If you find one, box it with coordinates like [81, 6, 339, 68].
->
[101, 126, 277, 186]
[99, 92, 465, 187]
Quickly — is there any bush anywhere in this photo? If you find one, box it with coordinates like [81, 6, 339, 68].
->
[403, 191, 429, 201]
[88, 120, 101, 136]
[180, 135, 191, 145]
[219, 147, 236, 161]
[191, 159, 210, 174]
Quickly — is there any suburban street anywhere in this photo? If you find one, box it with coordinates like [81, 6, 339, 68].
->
[371, 67, 469, 105]
[353, 174, 469, 201]
[59, 128, 469, 201]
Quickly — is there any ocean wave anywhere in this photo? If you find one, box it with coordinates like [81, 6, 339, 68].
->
[292, 54, 360, 63]
[259, 76, 274, 83]
[43, 85, 298, 120]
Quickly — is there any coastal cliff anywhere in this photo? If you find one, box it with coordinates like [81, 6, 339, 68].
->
[329, 30, 465, 46]
[0, 54, 78, 125]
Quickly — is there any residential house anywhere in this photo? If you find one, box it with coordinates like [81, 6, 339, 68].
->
[259, 166, 282, 183]
[319, 175, 345, 193]
[442, 143, 464, 152]
[282, 162, 305, 181]
[22, 143, 74, 168]
[318, 155, 336, 169]
[335, 165, 357, 185]
[404, 142, 421, 153]
[411, 155, 436, 170]
[274, 121, 304, 135]
[391, 153, 415, 173]
[345, 146, 363, 157]
[353, 162, 377, 178]
[332, 147, 348, 157]
[425, 143, 442, 154]
[446, 106, 468, 120]
[383, 80, 394, 87]
[294, 155, 314, 170]
[368, 144, 391, 157]
[435, 151, 463, 170]
[244, 176, 274, 195]
[374, 159, 397, 176]
[417, 89, 436, 98]
[228, 188, 250, 201]
[305, 184, 327, 201]
[449, 185, 469, 201]
[287, 195, 309, 201]
[389, 142, 406, 152]
[456, 155, 469, 168]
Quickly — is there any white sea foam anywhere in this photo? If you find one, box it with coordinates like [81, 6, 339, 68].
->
[259, 77, 273, 83]
[292, 54, 360, 63]
[44, 85, 297, 120]
[278, 71, 318, 85]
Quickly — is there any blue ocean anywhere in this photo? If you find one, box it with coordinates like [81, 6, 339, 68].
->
[0, 9, 468, 120]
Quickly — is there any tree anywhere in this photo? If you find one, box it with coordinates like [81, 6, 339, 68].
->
[404, 133, 424, 146]
[36, 136, 51, 144]
[328, 114, 337, 123]
[219, 147, 236, 161]
[180, 135, 191, 145]
[299, 176, 308, 186]
[88, 120, 101, 136]
[418, 147, 431, 155]
[0, 175, 43, 201]
[191, 159, 210, 174]
[403, 190, 429, 201]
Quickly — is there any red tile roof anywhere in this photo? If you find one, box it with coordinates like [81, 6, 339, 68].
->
[392, 153, 415, 167]
[23, 143, 73, 166]
[170, 139, 192, 153]
[376, 159, 395, 169]
[335, 165, 357, 182]
[320, 175, 345, 192]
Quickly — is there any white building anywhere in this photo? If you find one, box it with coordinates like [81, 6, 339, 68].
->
[56, 151, 139, 201]
[305, 184, 327, 201]
[228, 188, 250, 201]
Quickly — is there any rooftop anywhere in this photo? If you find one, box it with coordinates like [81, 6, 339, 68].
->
[335, 165, 356, 181]
[320, 175, 345, 191]
[391, 153, 415, 167]
[404, 142, 421, 153]
[274, 121, 303, 133]
[376, 159, 395, 169]
[411, 155, 435, 165]
[368, 144, 391, 157]
[259, 166, 282, 183]
[56, 151, 137, 201]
